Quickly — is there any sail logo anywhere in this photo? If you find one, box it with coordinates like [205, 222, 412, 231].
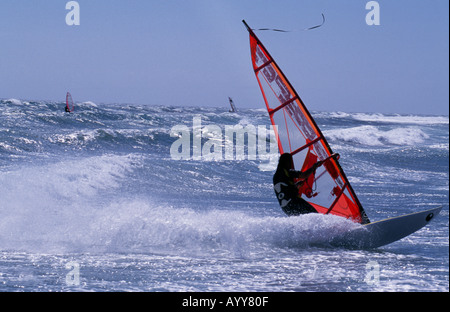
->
[170, 116, 279, 171]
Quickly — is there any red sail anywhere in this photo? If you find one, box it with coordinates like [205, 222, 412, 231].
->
[243, 20, 369, 224]
[66, 92, 74, 112]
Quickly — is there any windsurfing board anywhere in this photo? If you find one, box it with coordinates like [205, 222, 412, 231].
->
[330, 206, 442, 249]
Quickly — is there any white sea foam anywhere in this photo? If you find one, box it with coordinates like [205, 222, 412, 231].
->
[351, 112, 449, 125]
[48, 130, 99, 146]
[0, 154, 142, 252]
[313, 111, 449, 125]
[0, 173, 360, 254]
[4, 98, 22, 105]
[80, 101, 98, 107]
[324, 125, 430, 146]
[83, 202, 361, 256]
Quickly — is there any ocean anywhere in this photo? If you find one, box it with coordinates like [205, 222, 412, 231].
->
[0, 98, 448, 293]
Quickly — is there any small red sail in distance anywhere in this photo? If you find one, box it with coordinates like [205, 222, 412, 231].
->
[243, 20, 370, 224]
[66, 92, 74, 112]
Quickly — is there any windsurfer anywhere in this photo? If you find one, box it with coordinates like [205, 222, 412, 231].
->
[273, 153, 323, 216]
[65, 105, 70, 112]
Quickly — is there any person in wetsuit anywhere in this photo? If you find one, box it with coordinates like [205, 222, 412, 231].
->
[273, 153, 324, 216]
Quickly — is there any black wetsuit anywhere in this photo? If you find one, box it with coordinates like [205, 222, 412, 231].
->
[273, 168, 317, 216]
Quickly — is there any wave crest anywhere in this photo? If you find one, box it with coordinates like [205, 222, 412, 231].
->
[325, 125, 430, 146]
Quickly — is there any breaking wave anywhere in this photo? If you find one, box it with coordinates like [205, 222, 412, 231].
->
[324, 125, 430, 146]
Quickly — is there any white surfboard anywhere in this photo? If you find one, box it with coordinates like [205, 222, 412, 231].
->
[330, 207, 443, 249]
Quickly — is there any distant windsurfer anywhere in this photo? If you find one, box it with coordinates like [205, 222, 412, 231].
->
[65, 92, 74, 113]
[273, 153, 324, 216]
[228, 97, 237, 113]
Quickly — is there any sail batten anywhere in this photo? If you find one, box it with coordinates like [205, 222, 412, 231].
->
[255, 60, 274, 73]
[243, 20, 370, 224]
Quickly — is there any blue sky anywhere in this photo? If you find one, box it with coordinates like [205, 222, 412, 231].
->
[0, 0, 448, 115]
